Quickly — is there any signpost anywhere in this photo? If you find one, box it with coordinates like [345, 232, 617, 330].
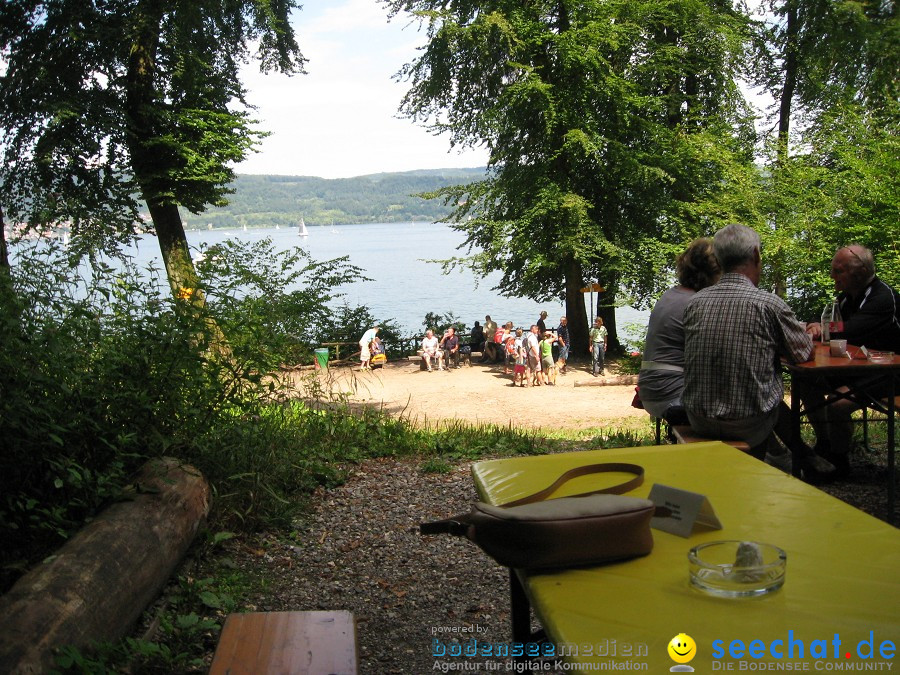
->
[580, 283, 605, 320]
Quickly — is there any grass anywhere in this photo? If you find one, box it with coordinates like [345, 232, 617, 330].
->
[51, 403, 655, 673]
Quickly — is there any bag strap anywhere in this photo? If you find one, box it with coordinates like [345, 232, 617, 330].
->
[420, 463, 647, 536]
[499, 462, 644, 507]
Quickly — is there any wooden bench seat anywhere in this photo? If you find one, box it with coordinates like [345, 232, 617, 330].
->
[414, 349, 482, 368]
[209, 610, 358, 675]
[671, 425, 752, 453]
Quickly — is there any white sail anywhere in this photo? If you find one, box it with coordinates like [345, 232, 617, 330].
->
[298, 217, 308, 236]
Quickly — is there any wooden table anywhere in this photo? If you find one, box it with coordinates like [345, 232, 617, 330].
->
[784, 344, 899, 522]
[471, 443, 900, 672]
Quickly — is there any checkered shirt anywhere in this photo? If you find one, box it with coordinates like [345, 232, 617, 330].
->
[683, 273, 812, 420]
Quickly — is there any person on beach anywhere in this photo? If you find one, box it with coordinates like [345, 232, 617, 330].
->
[440, 326, 461, 369]
[589, 317, 608, 376]
[469, 320, 485, 352]
[555, 316, 569, 374]
[525, 324, 542, 386]
[421, 329, 443, 371]
[490, 322, 511, 364]
[504, 334, 517, 374]
[537, 311, 548, 335]
[359, 326, 379, 370]
[481, 315, 498, 362]
[513, 335, 527, 386]
[540, 331, 557, 385]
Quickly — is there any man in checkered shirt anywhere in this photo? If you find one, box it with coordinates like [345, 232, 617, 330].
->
[682, 224, 825, 468]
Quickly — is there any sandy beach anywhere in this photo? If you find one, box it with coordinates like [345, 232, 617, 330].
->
[296, 355, 648, 433]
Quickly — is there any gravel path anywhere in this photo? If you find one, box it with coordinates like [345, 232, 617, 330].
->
[212, 456, 518, 673]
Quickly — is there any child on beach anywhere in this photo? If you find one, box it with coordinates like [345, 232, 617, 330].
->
[513, 337, 527, 386]
[539, 331, 557, 385]
[504, 334, 517, 374]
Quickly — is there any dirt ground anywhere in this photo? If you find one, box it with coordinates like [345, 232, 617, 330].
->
[295, 355, 648, 433]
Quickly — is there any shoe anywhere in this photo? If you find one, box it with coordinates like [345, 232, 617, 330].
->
[663, 405, 689, 427]
[816, 446, 851, 479]
[806, 454, 836, 474]
[764, 451, 792, 474]
[427, 368, 433, 372]
[798, 452, 837, 483]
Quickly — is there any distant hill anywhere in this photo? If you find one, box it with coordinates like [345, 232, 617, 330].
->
[180, 168, 486, 230]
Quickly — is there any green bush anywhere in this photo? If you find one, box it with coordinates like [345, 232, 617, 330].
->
[0, 238, 401, 590]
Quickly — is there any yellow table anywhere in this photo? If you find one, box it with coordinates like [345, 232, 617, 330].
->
[472, 442, 900, 671]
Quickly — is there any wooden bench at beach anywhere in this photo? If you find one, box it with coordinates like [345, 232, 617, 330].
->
[413, 349, 481, 368]
[671, 425, 751, 453]
[209, 610, 358, 675]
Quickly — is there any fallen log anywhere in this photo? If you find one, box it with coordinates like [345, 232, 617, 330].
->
[573, 374, 639, 387]
[0, 457, 210, 674]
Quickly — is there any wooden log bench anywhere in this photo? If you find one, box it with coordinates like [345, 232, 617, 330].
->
[209, 610, 358, 675]
[671, 425, 752, 453]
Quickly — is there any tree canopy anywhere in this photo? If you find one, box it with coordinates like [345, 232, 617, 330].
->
[387, 0, 760, 350]
[387, 0, 898, 346]
[0, 0, 304, 295]
[745, 0, 899, 314]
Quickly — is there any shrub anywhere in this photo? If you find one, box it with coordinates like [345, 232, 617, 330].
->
[0, 238, 400, 590]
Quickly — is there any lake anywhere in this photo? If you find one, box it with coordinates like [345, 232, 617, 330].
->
[127, 221, 647, 337]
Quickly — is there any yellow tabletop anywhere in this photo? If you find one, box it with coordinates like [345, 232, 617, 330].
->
[472, 442, 900, 671]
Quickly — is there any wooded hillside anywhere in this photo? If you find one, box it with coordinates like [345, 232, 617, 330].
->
[180, 168, 485, 229]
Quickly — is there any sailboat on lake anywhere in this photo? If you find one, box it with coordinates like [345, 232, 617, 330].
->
[298, 217, 309, 237]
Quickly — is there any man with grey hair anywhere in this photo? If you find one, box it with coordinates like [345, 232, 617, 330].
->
[809, 244, 900, 351]
[799, 244, 900, 476]
[682, 224, 832, 476]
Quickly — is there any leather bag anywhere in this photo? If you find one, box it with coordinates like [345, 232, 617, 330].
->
[420, 462, 667, 571]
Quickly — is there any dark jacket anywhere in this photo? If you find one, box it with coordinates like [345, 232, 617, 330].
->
[835, 277, 900, 351]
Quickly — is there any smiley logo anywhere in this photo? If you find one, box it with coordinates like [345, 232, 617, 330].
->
[668, 633, 696, 671]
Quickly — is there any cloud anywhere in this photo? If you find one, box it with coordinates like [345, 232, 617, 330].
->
[235, 0, 487, 177]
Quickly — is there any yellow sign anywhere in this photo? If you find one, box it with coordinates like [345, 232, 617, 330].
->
[579, 283, 605, 293]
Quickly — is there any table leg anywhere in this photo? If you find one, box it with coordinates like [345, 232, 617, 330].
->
[887, 376, 895, 524]
[510, 570, 531, 644]
[791, 380, 803, 478]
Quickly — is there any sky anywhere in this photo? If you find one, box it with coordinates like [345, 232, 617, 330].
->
[235, 0, 489, 179]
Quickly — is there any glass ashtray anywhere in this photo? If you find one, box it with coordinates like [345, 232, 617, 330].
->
[688, 541, 786, 598]
[868, 351, 894, 364]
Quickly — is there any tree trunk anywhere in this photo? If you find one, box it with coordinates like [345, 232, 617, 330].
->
[149, 201, 204, 301]
[778, 0, 798, 163]
[124, 0, 202, 302]
[0, 205, 12, 301]
[0, 204, 9, 272]
[597, 284, 620, 353]
[0, 204, 18, 327]
[771, 0, 798, 299]
[564, 255, 589, 353]
[0, 458, 210, 674]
